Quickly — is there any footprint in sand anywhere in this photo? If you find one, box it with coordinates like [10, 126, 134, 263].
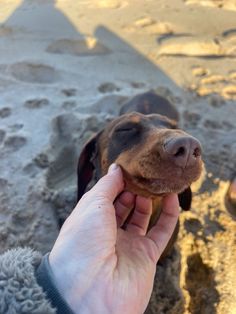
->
[0, 178, 9, 189]
[34, 152, 51, 169]
[183, 110, 201, 128]
[22, 162, 40, 178]
[9, 62, 59, 84]
[208, 95, 225, 108]
[124, 17, 174, 35]
[43, 113, 91, 221]
[98, 82, 120, 93]
[134, 17, 157, 28]
[191, 71, 236, 99]
[61, 88, 77, 97]
[130, 82, 146, 89]
[46, 38, 111, 57]
[158, 36, 236, 57]
[194, 85, 214, 97]
[184, 0, 236, 11]
[4, 135, 27, 152]
[0, 107, 11, 119]
[24, 98, 50, 109]
[79, 95, 127, 116]
[44, 143, 78, 222]
[8, 124, 24, 132]
[192, 66, 210, 77]
[221, 120, 234, 131]
[62, 101, 77, 110]
[200, 74, 226, 85]
[135, 17, 174, 35]
[46, 145, 77, 190]
[0, 130, 6, 144]
[51, 113, 83, 145]
[96, 0, 127, 9]
[221, 85, 236, 99]
[203, 119, 222, 130]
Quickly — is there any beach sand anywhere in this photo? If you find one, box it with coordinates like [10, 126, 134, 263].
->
[0, 0, 236, 313]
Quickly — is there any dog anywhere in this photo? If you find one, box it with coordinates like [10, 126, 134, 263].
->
[77, 91, 203, 259]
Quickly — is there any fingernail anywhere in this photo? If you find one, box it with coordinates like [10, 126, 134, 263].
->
[108, 163, 119, 173]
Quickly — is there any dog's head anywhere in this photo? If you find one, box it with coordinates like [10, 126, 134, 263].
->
[77, 91, 202, 211]
[77, 110, 202, 210]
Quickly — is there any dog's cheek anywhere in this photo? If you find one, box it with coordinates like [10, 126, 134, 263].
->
[107, 136, 139, 164]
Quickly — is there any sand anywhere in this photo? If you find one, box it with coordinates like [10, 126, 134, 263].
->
[0, 0, 236, 313]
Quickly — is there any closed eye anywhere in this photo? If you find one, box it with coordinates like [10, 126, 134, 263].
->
[115, 127, 137, 132]
[114, 122, 141, 133]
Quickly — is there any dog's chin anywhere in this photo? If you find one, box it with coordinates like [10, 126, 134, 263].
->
[124, 172, 200, 198]
[123, 175, 187, 198]
[120, 165, 202, 198]
[136, 177, 190, 196]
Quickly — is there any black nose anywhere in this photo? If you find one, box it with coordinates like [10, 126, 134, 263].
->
[163, 136, 202, 168]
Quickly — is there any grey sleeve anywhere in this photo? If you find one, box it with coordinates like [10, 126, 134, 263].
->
[35, 253, 74, 314]
[0, 247, 56, 314]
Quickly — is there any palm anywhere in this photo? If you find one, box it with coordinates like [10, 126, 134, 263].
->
[92, 230, 157, 314]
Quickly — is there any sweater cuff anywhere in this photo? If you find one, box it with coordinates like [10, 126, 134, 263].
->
[0, 247, 56, 314]
[35, 253, 74, 314]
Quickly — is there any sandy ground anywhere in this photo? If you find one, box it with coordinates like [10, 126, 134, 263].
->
[0, 0, 236, 313]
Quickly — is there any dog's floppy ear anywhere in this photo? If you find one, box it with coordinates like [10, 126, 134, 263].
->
[77, 133, 101, 201]
[178, 186, 192, 211]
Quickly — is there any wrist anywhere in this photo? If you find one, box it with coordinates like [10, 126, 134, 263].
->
[49, 253, 116, 314]
[36, 253, 74, 314]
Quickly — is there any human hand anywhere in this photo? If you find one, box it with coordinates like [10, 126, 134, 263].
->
[49, 164, 179, 314]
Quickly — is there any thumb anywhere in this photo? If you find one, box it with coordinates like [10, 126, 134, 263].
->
[86, 163, 124, 203]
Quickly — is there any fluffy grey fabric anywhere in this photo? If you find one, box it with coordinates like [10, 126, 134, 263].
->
[0, 247, 56, 314]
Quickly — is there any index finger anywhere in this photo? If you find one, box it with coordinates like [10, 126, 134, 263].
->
[75, 163, 124, 211]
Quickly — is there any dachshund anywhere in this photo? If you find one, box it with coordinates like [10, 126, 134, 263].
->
[77, 91, 203, 259]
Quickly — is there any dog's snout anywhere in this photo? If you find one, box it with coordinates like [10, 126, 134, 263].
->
[163, 136, 202, 168]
